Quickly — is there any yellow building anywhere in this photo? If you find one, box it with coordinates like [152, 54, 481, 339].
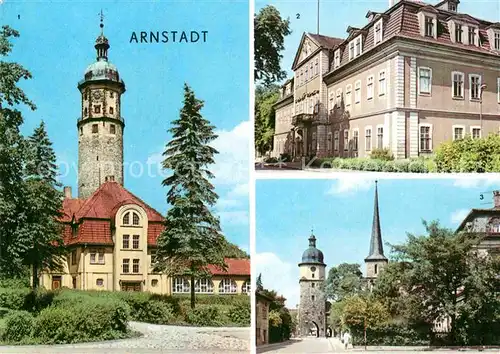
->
[39, 19, 250, 295]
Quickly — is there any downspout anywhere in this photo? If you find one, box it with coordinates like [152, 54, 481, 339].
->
[83, 243, 87, 290]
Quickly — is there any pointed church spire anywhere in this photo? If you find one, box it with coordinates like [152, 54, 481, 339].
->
[365, 181, 387, 261]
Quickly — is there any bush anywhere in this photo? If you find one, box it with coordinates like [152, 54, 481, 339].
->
[370, 148, 394, 161]
[136, 300, 174, 324]
[382, 161, 396, 172]
[435, 134, 500, 172]
[408, 159, 428, 173]
[186, 305, 223, 326]
[394, 160, 410, 173]
[0, 288, 30, 311]
[227, 304, 251, 326]
[34, 297, 130, 344]
[363, 159, 384, 172]
[2, 311, 34, 343]
[264, 157, 278, 164]
[351, 323, 429, 346]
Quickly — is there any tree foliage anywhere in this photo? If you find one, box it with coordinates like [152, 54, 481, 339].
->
[324, 263, 364, 302]
[373, 220, 500, 344]
[341, 294, 390, 330]
[254, 6, 291, 86]
[154, 84, 227, 309]
[254, 84, 279, 156]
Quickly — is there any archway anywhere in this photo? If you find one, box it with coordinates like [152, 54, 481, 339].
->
[309, 321, 320, 338]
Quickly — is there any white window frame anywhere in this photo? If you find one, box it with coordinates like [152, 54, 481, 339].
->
[424, 15, 436, 38]
[365, 126, 372, 151]
[455, 23, 463, 43]
[173, 278, 190, 293]
[470, 126, 482, 139]
[334, 131, 339, 151]
[352, 129, 359, 151]
[219, 279, 237, 294]
[452, 124, 466, 141]
[355, 80, 361, 104]
[242, 280, 251, 294]
[494, 31, 500, 50]
[336, 88, 342, 105]
[334, 50, 340, 68]
[374, 19, 383, 44]
[349, 41, 355, 60]
[343, 130, 349, 151]
[376, 124, 384, 149]
[419, 123, 433, 152]
[379, 70, 386, 96]
[418, 67, 432, 95]
[346, 84, 352, 106]
[469, 74, 482, 101]
[327, 132, 333, 151]
[355, 35, 362, 57]
[367, 75, 374, 100]
[451, 71, 464, 99]
[498, 78, 500, 103]
[195, 279, 214, 293]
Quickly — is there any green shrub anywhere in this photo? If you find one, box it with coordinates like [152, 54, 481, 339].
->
[363, 159, 384, 172]
[408, 159, 428, 173]
[264, 157, 278, 163]
[370, 148, 394, 161]
[35, 297, 130, 344]
[2, 311, 34, 343]
[382, 161, 396, 172]
[136, 300, 174, 324]
[311, 158, 333, 168]
[186, 305, 223, 326]
[0, 288, 30, 311]
[24, 289, 56, 313]
[351, 323, 429, 346]
[394, 160, 410, 173]
[227, 304, 251, 326]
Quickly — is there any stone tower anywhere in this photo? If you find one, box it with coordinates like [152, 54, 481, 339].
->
[77, 16, 126, 198]
[298, 233, 327, 338]
[364, 181, 388, 280]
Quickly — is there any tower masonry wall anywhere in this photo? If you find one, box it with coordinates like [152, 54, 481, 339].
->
[298, 280, 326, 338]
[78, 120, 123, 198]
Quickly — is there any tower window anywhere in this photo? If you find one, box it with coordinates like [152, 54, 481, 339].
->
[110, 124, 116, 134]
[311, 295, 315, 301]
[311, 273, 315, 278]
[110, 91, 114, 98]
[102, 107, 106, 114]
[84, 91, 88, 100]
[374, 264, 378, 274]
[92, 124, 98, 133]
[311, 283, 315, 288]
[80, 127, 83, 135]
[84, 107, 88, 117]
[109, 107, 114, 114]
[94, 105, 101, 114]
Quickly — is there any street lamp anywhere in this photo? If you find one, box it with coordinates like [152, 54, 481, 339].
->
[480, 84, 487, 135]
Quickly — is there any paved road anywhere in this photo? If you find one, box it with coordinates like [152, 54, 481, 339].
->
[0, 322, 250, 353]
[258, 337, 344, 353]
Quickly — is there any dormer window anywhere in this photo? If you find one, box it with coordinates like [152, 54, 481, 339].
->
[334, 50, 340, 68]
[349, 42, 354, 60]
[495, 32, 500, 50]
[425, 17, 435, 37]
[449, 2, 457, 12]
[355, 36, 362, 57]
[374, 20, 383, 44]
[468, 27, 477, 46]
[455, 24, 463, 43]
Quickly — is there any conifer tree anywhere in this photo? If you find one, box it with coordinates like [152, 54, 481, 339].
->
[0, 26, 36, 277]
[155, 84, 227, 309]
[24, 122, 65, 289]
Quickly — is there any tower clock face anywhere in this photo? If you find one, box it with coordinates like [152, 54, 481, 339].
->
[92, 90, 102, 100]
[310, 266, 316, 272]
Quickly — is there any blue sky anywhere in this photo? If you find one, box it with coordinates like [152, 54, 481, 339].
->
[256, 0, 500, 80]
[255, 177, 500, 308]
[1, 1, 250, 250]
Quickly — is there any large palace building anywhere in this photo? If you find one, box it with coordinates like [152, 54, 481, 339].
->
[39, 21, 250, 295]
[272, 0, 500, 160]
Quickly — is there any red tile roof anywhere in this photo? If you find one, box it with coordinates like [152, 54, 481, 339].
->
[207, 258, 250, 276]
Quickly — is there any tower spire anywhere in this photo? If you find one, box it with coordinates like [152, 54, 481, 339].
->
[365, 181, 387, 261]
[95, 10, 109, 61]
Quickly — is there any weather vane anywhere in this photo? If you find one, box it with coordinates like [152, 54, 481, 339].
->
[99, 9, 104, 33]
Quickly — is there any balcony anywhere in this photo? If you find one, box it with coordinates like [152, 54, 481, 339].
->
[77, 116, 125, 124]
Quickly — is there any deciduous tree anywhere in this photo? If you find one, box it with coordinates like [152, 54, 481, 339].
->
[324, 263, 364, 301]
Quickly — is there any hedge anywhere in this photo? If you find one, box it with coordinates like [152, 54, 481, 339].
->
[351, 324, 429, 346]
[310, 157, 436, 173]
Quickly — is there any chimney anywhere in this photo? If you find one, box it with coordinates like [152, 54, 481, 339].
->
[64, 186, 72, 199]
[494, 191, 500, 208]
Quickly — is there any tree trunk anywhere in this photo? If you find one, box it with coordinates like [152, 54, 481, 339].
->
[190, 274, 195, 309]
[32, 264, 38, 290]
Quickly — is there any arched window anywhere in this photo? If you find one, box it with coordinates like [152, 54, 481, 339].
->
[173, 278, 190, 293]
[84, 107, 88, 117]
[218, 279, 237, 294]
[133, 212, 140, 225]
[242, 280, 251, 294]
[195, 279, 214, 293]
[122, 212, 130, 225]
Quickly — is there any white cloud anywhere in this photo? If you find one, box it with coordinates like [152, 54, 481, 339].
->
[255, 252, 299, 309]
[326, 176, 374, 195]
[453, 177, 499, 189]
[451, 209, 470, 225]
[211, 121, 250, 186]
[218, 210, 249, 226]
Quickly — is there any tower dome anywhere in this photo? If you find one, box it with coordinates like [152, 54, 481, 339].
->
[300, 234, 325, 264]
